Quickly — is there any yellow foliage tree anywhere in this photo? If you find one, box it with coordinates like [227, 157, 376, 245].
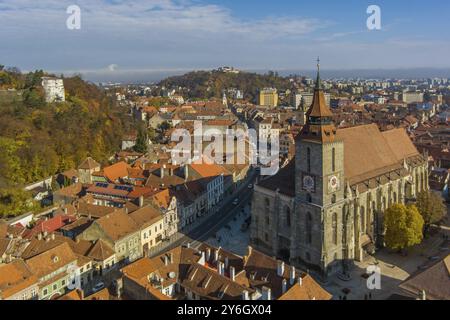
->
[384, 204, 424, 251]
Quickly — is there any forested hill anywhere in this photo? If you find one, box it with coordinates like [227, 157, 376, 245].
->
[0, 65, 129, 215]
[157, 70, 294, 101]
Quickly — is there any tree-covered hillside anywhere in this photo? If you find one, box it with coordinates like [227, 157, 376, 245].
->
[0, 65, 130, 216]
[157, 70, 294, 102]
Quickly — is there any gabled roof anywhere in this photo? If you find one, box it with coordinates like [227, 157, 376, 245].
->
[94, 210, 139, 242]
[103, 161, 131, 182]
[129, 205, 163, 229]
[87, 239, 115, 261]
[0, 260, 38, 299]
[25, 242, 78, 278]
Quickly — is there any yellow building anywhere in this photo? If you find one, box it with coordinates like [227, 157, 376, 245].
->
[258, 88, 278, 107]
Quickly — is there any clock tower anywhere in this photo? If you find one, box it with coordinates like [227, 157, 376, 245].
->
[293, 59, 347, 276]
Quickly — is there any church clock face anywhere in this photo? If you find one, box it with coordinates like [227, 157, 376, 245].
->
[328, 175, 340, 192]
[303, 175, 315, 192]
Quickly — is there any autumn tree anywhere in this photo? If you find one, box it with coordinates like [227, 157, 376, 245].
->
[416, 191, 447, 232]
[384, 204, 424, 251]
[134, 127, 148, 154]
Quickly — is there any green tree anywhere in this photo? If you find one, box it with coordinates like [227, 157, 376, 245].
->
[134, 128, 148, 153]
[0, 188, 39, 217]
[416, 191, 446, 232]
[384, 204, 424, 251]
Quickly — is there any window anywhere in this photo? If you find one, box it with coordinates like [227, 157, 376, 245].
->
[307, 147, 311, 173]
[305, 252, 311, 261]
[360, 206, 365, 233]
[285, 206, 291, 227]
[306, 213, 312, 244]
[332, 148, 336, 172]
[266, 216, 270, 226]
[53, 284, 57, 291]
[265, 198, 270, 209]
[331, 194, 336, 204]
[332, 212, 338, 245]
[43, 289, 48, 296]
[264, 233, 269, 242]
[61, 279, 66, 286]
[306, 193, 312, 203]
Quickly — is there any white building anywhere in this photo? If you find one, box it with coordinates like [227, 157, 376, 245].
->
[402, 91, 424, 104]
[41, 77, 65, 103]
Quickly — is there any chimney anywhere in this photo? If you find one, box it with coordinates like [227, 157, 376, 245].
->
[290, 266, 296, 285]
[277, 260, 285, 277]
[214, 249, 219, 262]
[262, 286, 272, 300]
[125, 207, 129, 214]
[37, 233, 43, 241]
[139, 196, 144, 208]
[218, 261, 224, 276]
[200, 251, 206, 266]
[51, 233, 55, 240]
[298, 276, 303, 286]
[225, 257, 229, 269]
[164, 255, 169, 266]
[242, 290, 249, 300]
[64, 207, 68, 215]
[160, 165, 165, 179]
[206, 248, 211, 262]
[169, 252, 173, 264]
[420, 290, 426, 300]
[230, 266, 236, 281]
[282, 279, 287, 294]
[184, 165, 189, 180]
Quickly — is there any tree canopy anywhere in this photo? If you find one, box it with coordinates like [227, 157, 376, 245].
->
[416, 191, 447, 230]
[0, 66, 130, 217]
[384, 203, 424, 251]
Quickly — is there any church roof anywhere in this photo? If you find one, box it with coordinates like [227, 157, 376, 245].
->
[258, 124, 421, 197]
[336, 124, 420, 185]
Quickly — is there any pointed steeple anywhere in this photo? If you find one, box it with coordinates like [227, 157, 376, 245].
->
[315, 57, 322, 90]
[298, 59, 336, 143]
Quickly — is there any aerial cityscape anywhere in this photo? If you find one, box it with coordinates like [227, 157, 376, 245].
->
[0, 0, 449, 308]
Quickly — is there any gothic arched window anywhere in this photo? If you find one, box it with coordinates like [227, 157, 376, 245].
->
[285, 206, 291, 227]
[306, 193, 312, 203]
[307, 147, 311, 173]
[306, 212, 312, 244]
[331, 194, 336, 204]
[332, 212, 338, 245]
[332, 147, 336, 172]
[265, 198, 270, 209]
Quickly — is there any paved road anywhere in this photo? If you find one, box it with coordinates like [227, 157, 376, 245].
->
[148, 170, 258, 257]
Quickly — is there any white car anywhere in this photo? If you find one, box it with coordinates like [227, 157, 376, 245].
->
[248, 184, 253, 189]
[232, 198, 239, 205]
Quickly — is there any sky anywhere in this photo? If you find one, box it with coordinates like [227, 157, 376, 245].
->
[1, 0, 450, 82]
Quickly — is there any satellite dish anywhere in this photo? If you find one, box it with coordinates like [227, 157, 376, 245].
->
[168, 272, 176, 279]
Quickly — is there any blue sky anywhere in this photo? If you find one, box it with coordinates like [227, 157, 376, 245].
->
[1, 0, 449, 78]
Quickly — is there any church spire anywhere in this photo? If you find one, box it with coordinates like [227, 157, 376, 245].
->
[315, 57, 322, 90]
[298, 58, 336, 143]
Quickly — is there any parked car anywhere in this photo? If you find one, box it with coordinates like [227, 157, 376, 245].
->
[248, 184, 253, 189]
[232, 198, 239, 205]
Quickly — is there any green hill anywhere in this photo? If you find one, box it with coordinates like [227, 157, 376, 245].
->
[157, 70, 293, 102]
[0, 66, 130, 217]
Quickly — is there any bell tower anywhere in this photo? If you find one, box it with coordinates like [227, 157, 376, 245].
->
[293, 58, 346, 276]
